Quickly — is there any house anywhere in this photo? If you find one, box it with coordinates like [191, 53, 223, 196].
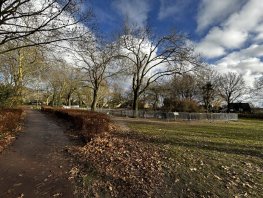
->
[228, 103, 251, 113]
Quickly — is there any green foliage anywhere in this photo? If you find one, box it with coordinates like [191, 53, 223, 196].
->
[0, 84, 15, 107]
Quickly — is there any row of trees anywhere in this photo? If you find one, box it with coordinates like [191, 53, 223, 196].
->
[0, 25, 200, 116]
[0, 1, 261, 116]
[161, 71, 246, 112]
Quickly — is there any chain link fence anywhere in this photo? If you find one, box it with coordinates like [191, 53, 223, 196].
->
[97, 109, 238, 121]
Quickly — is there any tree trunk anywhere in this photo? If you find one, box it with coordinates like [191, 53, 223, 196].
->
[227, 97, 231, 113]
[46, 96, 50, 106]
[91, 88, 98, 111]
[132, 89, 139, 117]
[67, 93, 71, 106]
[52, 92, 56, 106]
[77, 93, 82, 106]
[16, 50, 24, 105]
[227, 102, 230, 113]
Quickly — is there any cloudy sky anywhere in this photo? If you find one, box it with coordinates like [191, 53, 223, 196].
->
[86, 0, 263, 89]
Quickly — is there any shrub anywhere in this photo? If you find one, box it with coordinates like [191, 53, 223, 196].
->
[239, 113, 263, 119]
[0, 84, 15, 107]
[163, 98, 201, 112]
[0, 109, 23, 132]
[41, 106, 111, 141]
[0, 109, 23, 152]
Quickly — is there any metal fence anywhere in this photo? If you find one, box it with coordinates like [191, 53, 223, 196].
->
[97, 109, 238, 121]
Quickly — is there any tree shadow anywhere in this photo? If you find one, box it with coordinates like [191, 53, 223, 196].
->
[113, 131, 263, 158]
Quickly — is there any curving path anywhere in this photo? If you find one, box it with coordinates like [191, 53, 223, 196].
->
[0, 110, 76, 198]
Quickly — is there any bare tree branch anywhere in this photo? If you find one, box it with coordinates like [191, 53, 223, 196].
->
[0, 0, 92, 53]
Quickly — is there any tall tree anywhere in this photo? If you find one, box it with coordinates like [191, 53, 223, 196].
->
[170, 74, 198, 101]
[118, 26, 201, 117]
[255, 76, 263, 91]
[74, 35, 120, 111]
[196, 69, 220, 112]
[42, 59, 83, 106]
[218, 72, 246, 112]
[0, 44, 46, 105]
[201, 82, 216, 112]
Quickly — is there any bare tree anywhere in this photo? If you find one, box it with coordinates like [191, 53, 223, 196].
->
[118, 26, 201, 117]
[255, 76, 263, 91]
[218, 72, 246, 112]
[251, 76, 263, 105]
[196, 68, 220, 112]
[170, 74, 198, 101]
[108, 83, 126, 108]
[74, 36, 120, 111]
[0, 0, 91, 53]
[0, 44, 46, 104]
[62, 67, 82, 106]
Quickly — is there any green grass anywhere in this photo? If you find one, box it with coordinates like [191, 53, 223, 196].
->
[126, 119, 263, 197]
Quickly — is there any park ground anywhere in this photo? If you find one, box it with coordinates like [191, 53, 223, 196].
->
[121, 117, 263, 197]
[0, 109, 262, 197]
[68, 116, 263, 197]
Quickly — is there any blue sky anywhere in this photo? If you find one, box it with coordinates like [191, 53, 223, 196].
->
[89, 0, 199, 39]
[86, 0, 263, 96]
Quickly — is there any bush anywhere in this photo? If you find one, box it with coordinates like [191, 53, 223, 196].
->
[239, 113, 263, 119]
[0, 109, 23, 132]
[41, 106, 111, 141]
[163, 98, 201, 112]
[0, 84, 15, 107]
[0, 109, 23, 152]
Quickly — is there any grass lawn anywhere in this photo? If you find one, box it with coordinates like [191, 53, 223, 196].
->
[126, 119, 263, 197]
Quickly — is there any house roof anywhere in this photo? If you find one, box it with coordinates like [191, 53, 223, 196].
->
[229, 103, 251, 111]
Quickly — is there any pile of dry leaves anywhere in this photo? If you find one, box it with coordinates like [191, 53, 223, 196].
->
[67, 130, 174, 197]
[0, 109, 23, 152]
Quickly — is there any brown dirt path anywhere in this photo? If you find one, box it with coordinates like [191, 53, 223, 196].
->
[0, 110, 76, 198]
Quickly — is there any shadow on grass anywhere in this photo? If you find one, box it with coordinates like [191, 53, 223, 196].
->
[113, 131, 263, 158]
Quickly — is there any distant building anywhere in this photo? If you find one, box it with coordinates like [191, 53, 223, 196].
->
[228, 103, 251, 113]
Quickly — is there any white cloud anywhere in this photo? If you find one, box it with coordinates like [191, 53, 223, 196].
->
[196, 27, 248, 58]
[209, 28, 248, 49]
[216, 44, 263, 70]
[214, 44, 263, 87]
[112, 0, 151, 27]
[254, 24, 263, 41]
[223, 0, 263, 32]
[196, 0, 263, 59]
[197, 0, 244, 32]
[195, 41, 225, 58]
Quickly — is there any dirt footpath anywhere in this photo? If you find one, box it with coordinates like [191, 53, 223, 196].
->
[0, 110, 76, 198]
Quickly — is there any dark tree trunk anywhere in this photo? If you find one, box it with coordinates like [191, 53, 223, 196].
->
[91, 88, 98, 111]
[227, 96, 231, 113]
[132, 89, 139, 117]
